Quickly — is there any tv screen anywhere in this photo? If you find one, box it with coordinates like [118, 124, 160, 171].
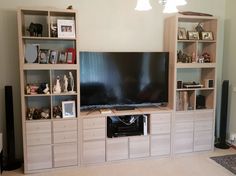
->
[80, 52, 169, 109]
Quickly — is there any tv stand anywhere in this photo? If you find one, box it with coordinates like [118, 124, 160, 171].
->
[115, 106, 136, 111]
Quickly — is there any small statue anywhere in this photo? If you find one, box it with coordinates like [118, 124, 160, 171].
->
[68, 72, 75, 93]
[53, 106, 62, 118]
[43, 84, 50, 94]
[63, 75, 68, 93]
[202, 52, 211, 63]
[41, 108, 50, 119]
[53, 76, 61, 94]
[195, 23, 204, 33]
[27, 23, 43, 37]
[27, 108, 35, 120]
[25, 84, 31, 95]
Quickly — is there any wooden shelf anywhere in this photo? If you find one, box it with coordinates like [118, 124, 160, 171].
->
[176, 63, 216, 68]
[23, 64, 78, 70]
[22, 36, 77, 40]
[176, 88, 215, 91]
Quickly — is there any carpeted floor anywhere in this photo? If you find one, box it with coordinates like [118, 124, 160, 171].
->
[211, 154, 236, 174]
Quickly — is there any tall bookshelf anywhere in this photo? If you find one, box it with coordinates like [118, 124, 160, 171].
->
[164, 15, 218, 154]
[17, 8, 79, 173]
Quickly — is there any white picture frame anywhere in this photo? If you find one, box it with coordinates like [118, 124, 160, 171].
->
[62, 100, 76, 118]
[57, 19, 75, 38]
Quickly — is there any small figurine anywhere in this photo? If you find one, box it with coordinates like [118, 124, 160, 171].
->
[25, 84, 31, 95]
[63, 75, 68, 93]
[53, 106, 62, 118]
[27, 108, 35, 120]
[53, 76, 61, 94]
[27, 22, 43, 37]
[41, 108, 50, 119]
[43, 83, 50, 94]
[68, 72, 75, 93]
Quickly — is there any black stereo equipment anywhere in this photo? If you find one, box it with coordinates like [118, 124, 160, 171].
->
[196, 95, 206, 109]
[107, 115, 148, 138]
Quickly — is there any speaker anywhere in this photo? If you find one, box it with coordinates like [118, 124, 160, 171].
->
[196, 95, 206, 109]
[215, 80, 230, 149]
[4, 86, 21, 170]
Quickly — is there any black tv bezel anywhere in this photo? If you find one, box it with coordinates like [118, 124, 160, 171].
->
[79, 51, 169, 110]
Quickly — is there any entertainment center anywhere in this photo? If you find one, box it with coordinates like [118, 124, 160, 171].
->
[17, 7, 217, 173]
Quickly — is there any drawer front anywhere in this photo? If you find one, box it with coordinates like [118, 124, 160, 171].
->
[195, 110, 214, 121]
[83, 117, 105, 129]
[26, 122, 51, 134]
[175, 121, 194, 133]
[151, 113, 171, 124]
[194, 130, 212, 151]
[151, 134, 170, 156]
[53, 131, 77, 144]
[106, 138, 128, 161]
[129, 136, 150, 159]
[53, 143, 78, 167]
[27, 145, 52, 171]
[175, 112, 194, 122]
[83, 140, 105, 164]
[195, 120, 213, 131]
[83, 129, 105, 141]
[151, 123, 171, 135]
[26, 133, 51, 146]
[174, 132, 193, 154]
[53, 120, 77, 132]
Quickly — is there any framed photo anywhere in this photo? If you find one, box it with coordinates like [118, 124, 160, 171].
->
[66, 48, 76, 64]
[178, 27, 187, 40]
[49, 50, 58, 64]
[39, 49, 50, 64]
[58, 51, 66, 63]
[201, 31, 213, 40]
[62, 100, 76, 118]
[188, 31, 199, 40]
[57, 19, 75, 38]
[25, 44, 40, 63]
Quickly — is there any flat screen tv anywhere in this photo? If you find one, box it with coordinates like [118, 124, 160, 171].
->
[80, 52, 169, 110]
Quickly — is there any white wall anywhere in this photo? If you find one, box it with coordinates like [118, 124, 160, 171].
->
[223, 0, 236, 144]
[0, 0, 225, 159]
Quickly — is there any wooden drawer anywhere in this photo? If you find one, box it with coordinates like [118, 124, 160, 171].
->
[175, 121, 194, 133]
[26, 133, 51, 146]
[27, 145, 52, 171]
[194, 120, 213, 131]
[53, 131, 77, 144]
[106, 138, 128, 161]
[129, 136, 149, 159]
[175, 112, 194, 122]
[174, 132, 193, 154]
[151, 113, 171, 123]
[151, 123, 170, 135]
[151, 134, 170, 156]
[83, 117, 105, 129]
[83, 128, 105, 141]
[26, 122, 51, 134]
[195, 110, 214, 121]
[83, 140, 105, 164]
[53, 143, 78, 167]
[53, 120, 77, 132]
[194, 130, 212, 151]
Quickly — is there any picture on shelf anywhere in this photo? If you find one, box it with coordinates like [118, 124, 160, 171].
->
[25, 44, 39, 63]
[66, 48, 76, 64]
[201, 31, 213, 40]
[62, 100, 76, 118]
[57, 19, 75, 38]
[178, 27, 187, 40]
[58, 51, 67, 63]
[188, 31, 199, 40]
[49, 50, 58, 64]
[39, 49, 50, 64]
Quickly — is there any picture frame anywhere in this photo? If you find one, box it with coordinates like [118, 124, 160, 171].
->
[178, 27, 187, 40]
[62, 100, 76, 118]
[57, 19, 75, 38]
[58, 51, 66, 63]
[66, 48, 76, 64]
[39, 49, 50, 64]
[201, 31, 214, 40]
[49, 50, 58, 64]
[188, 31, 199, 40]
[25, 44, 40, 63]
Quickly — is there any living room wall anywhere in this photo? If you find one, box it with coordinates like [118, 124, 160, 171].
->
[0, 0, 226, 159]
[223, 0, 236, 144]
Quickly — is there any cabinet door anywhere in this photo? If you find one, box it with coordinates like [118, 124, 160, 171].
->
[83, 140, 105, 164]
[53, 143, 78, 167]
[26, 133, 51, 146]
[27, 145, 52, 171]
[151, 113, 171, 135]
[53, 120, 77, 132]
[106, 138, 128, 161]
[129, 136, 149, 159]
[83, 128, 105, 141]
[174, 132, 193, 154]
[83, 117, 105, 129]
[53, 131, 77, 144]
[151, 134, 170, 156]
[194, 130, 212, 151]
